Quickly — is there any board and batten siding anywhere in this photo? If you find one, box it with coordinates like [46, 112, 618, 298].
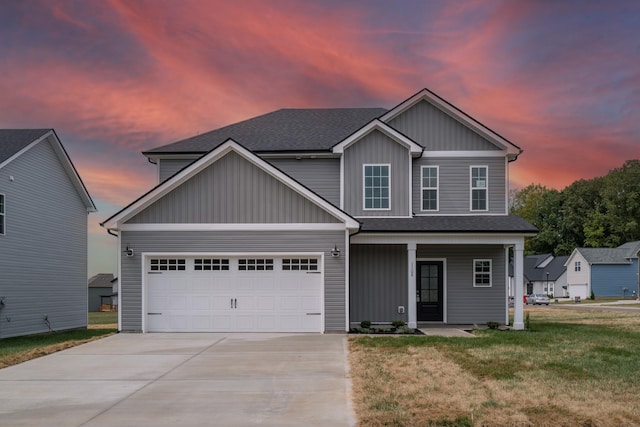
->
[158, 158, 195, 182]
[349, 244, 407, 324]
[119, 230, 346, 332]
[417, 245, 506, 324]
[343, 130, 410, 217]
[412, 157, 506, 214]
[0, 138, 88, 339]
[129, 151, 340, 224]
[389, 100, 500, 151]
[266, 158, 340, 206]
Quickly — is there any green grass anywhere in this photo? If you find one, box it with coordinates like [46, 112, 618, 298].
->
[88, 311, 117, 325]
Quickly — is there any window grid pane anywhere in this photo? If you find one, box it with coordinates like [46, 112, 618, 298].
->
[238, 258, 274, 271]
[194, 258, 230, 271]
[150, 259, 186, 271]
[421, 167, 438, 211]
[474, 260, 492, 287]
[471, 167, 487, 211]
[364, 165, 390, 209]
[282, 258, 319, 271]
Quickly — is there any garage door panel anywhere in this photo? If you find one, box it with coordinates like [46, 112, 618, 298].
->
[146, 256, 323, 332]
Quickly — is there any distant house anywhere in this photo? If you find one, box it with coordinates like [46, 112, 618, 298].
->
[565, 241, 640, 299]
[110, 276, 118, 310]
[88, 273, 115, 312]
[523, 254, 568, 297]
[0, 129, 95, 339]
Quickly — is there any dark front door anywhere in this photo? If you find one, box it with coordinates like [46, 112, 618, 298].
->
[417, 261, 443, 322]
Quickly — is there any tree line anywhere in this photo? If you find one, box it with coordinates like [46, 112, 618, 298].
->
[510, 159, 640, 255]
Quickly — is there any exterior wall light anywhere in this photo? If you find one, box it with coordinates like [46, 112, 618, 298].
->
[331, 245, 340, 258]
[124, 245, 134, 257]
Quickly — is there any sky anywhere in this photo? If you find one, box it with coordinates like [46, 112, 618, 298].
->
[1, 0, 638, 277]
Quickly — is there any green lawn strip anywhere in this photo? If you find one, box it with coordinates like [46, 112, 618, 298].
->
[88, 311, 117, 325]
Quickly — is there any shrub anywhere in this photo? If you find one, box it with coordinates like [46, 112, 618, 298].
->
[391, 320, 405, 329]
[360, 320, 371, 329]
[590, 290, 596, 300]
[524, 312, 531, 331]
[487, 321, 499, 330]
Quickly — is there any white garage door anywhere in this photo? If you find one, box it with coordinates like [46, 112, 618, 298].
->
[145, 256, 323, 332]
[569, 283, 588, 300]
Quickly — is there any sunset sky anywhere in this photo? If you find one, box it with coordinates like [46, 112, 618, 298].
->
[1, 0, 638, 276]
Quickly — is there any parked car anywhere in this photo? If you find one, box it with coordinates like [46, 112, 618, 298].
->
[526, 294, 550, 305]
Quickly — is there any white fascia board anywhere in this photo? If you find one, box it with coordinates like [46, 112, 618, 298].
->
[119, 223, 349, 232]
[380, 89, 522, 157]
[422, 150, 506, 158]
[332, 119, 423, 156]
[145, 153, 202, 161]
[103, 139, 359, 230]
[351, 232, 527, 246]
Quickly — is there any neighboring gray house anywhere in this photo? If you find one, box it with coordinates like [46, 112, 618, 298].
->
[102, 88, 537, 333]
[565, 241, 640, 299]
[88, 273, 115, 312]
[523, 254, 568, 297]
[0, 129, 96, 339]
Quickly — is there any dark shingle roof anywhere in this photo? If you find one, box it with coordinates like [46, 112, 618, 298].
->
[0, 129, 51, 164]
[144, 108, 387, 154]
[359, 215, 538, 233]
[577, 241, 640, 264]
[88, 273, 115, 288]
[524, 255, 569, 282]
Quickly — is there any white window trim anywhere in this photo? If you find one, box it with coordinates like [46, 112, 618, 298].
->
[473, 259, 492, 287]
[363, 163, 391, 211]
[575, 261, 581, 272]
[470, 165, 489, 212]
[0, 193, 5, 236]
[420, 166, 439, 212]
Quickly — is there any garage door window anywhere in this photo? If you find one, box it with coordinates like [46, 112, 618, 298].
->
[194, 258, 230, 271]
[150, 259, 186, 271]
[282, 258, 318, 271]
[238, 258, 274, 271]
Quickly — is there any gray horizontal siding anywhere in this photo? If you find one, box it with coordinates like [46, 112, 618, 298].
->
[344, 130, 410, 216]
[389, 100, 500, 151]
[128, 151, 340, 224]
[349, 244, 407, 324]
[159, 158, 194, 182]
[412, 157, 506, 214]
[120, 230, 346, 332]
[267, 158, 340, 206]
[417, 245, 506, 324]
[0, 138, 88, 339]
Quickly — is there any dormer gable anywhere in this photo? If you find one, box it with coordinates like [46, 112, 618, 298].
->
[331, 119, 423, 157]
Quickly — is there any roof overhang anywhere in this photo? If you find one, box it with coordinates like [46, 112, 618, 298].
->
[332, 119, 423, 157]
[102, 139, 360, 231]
[380, 88, 523, 161]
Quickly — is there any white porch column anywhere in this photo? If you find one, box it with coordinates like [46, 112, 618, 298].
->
[513, 240, 525, 330]
[407, 243, 417, 328]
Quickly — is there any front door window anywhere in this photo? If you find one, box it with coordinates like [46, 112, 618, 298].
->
[417, 261, 444, 322]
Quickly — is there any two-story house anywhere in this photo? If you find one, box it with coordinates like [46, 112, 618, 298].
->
[102, 88, 536, 333]
[0, 129, 96, 339]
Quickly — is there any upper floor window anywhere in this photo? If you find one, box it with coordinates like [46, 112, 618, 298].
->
[363, 164, 390, 210]
[470, 166, 488, 211]
[473, 259, 492, 287]
[574, 261, 581, 272]
[0, 194, 4, 235]
[421, 166, 439, 211]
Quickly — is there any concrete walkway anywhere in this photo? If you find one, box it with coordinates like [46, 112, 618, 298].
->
[0, 333, 355, 427]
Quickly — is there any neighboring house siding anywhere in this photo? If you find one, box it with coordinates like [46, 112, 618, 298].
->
[591, 261, 638, 297]
[88, 287, 111, 311]
[343, 130, 410, 216]
[566, 252, 590, 289]
[0, 139, 88, 339]
[158, 158, 195, 182]
[267, 158, 340, 206]
[349, 244, 408, 324]
[412, 157, 506, 214]
[119, 230, 346, 332]
[417, 245, 506, 324]
[388, 100, 500, 151]
[128, 151, 340, 224]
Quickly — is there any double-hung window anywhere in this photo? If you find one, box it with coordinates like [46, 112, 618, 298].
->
[421, 166, 438, 211]
[0, 194, 4, 235]
[473, 259, 492, 287]
[363, 164, 390, 210]
[470, 166, 488, 211]
[574, 261, 581, 272]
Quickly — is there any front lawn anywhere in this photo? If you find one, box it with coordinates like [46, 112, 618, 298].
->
[0, 314, 117, 369]
[349, 307, 640, 426]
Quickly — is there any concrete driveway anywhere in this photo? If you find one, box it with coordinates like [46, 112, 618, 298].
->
[0, 333, 355, 426]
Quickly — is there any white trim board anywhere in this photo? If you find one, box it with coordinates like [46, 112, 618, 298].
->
[119, 223, 349, 232]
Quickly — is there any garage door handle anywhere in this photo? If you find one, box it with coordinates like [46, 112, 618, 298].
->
[147, 312, 162, 315]
[306, 271, 321, 274]
[148, 272, 162, 275]
[306, 313, 321, 315]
